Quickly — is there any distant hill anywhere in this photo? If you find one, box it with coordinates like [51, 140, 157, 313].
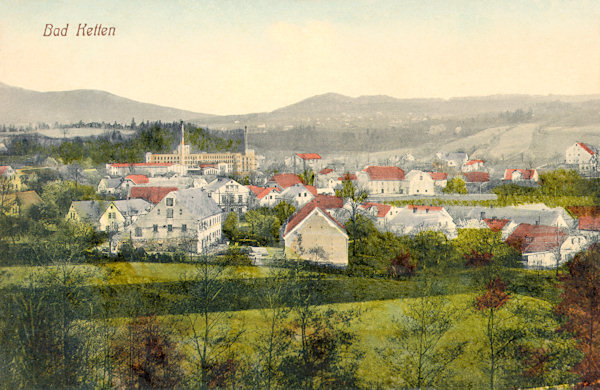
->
[0, 83, 212, 125]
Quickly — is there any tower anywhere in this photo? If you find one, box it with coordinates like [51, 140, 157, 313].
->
[179, 121, 186, 165]
[243, 126, 248, 155]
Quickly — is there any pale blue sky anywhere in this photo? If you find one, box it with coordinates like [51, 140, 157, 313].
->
[1, 0, 599, 114]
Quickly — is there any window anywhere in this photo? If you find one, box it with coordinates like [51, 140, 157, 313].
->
[157, 209, 161, 216]
[167, 209, 173, 218]
[135, 227, 142, 237]
[182, 224, 187, 232]
[166, 198, 173, 206]
[179, 208, 182, 215]
[238, 195, 243, 203]
[153, 224, 158, 233]
[167, 224, 173, 232]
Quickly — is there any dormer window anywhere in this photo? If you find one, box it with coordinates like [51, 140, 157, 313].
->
[166, 198, 173, 206]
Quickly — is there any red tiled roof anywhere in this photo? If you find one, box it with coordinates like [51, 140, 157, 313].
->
[465, 160, 484, 165]
[319, 168, 334, 175]
[361, 202, 392, 217]
[110, 163, 173, 167]
[129, 186, 178, 204]
[297, 153, 322, 160]
[506, 223, 567, 253]
[247, 185, 280, 199]
[407, 205, 443, 212]
[314, 194, 343, 210]
[428, 172, 448, 180]
[247, 185, 264, 197]
[568, 206, 600, 218]
[338, 173, 357, 181]
[463, 172, 489, 183]
[504, 169, 536, 180]
[284, 200, 345, 236]
[125, 174, 149, 184]
[363, 166, 405, 181]
[305, 185, 318, 196]
[270, 173, 303, 189]
[484, 218, 510, 232]
[578, 216, 600, 231]
[578, 142, 595, 155]
[0, 166, 9, 175]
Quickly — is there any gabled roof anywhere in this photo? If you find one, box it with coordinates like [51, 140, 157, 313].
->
[314, 194, 344, 210]
[171, 188, 222, 220]
[338, 173, 357, 181]
[504, 169, 536, 180]
[284, 200, 345, 236]
[129, 186, 178, 204]
[463, 172, 490, 183]
[361, 202, 392, 218]
[70, 200, 107, 222]
[483, 218, 510, 232]
[247, 185, 264, 197]
[270, 173, 303, 189]
[3, 191, 43, 209]
[296, 153, 322, 160]
[111, 199, 153, 217]
[101, 177, 123, 188]
[204, 177, 245, 192]
[0, 166, 13, 176]
[363, 166, 405, 181]
[247, 185, 280, 199]
[319, 168, 334, 175]
[577, 142, 595, 155]
[280, 183, 316, 198]
[465, 159, 484, 165]
[125, 174, 150, 184]
[428, 172, 448, 180]
[506, 223, 567, 253]
[578, 216, 600, 231]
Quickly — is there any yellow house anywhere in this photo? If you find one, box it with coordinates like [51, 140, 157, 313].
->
[66, 200, 107, 230]
[98, 199, 152, 232]
[0, 166, 24, 192]
[283, 200, 348, 267]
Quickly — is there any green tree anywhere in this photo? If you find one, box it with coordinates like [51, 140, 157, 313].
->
[336, 175, 369, 257]
[443, 177, 467, 194]
[273, 201, 296, 225]
[223, 212, 239, 241]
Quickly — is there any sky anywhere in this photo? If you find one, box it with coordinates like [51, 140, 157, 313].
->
[1, 0, 599, 115]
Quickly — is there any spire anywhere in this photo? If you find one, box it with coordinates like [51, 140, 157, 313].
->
[180, 121, 185, 147]
[180, 121, 185, 165]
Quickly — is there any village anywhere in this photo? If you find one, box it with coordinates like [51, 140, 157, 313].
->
[2, 123, 599, 270]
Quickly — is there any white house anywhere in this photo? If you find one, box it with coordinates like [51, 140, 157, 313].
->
[401, 170, 435, 196]
[124, 188, 223, 253]
[99, 199, 153, 232]
[360, 202, 402, 230]
[357, 166, 405, 195]
[462, 160, 485, 172]
[97, 177, 123, 196]
[565, 142, 597, 171]
[387, 205, 457, 238]
[247, 185, 281, 208]
[203, 178, 251, 214]
[428, 172, 448, 188]
[278, 183, 316, 208]
[504, 169, 539, 182]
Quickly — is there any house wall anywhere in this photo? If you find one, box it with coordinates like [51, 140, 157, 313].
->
[99, 203, 125, 232]
[524, 252, 557, 269]
[284, 212, 348, 266]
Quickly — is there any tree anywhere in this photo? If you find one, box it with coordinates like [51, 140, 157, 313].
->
[111, 315, 184, 389]
[336, 174, 369, 257]
[381, 277, 466, 388]
[556, 246, 600, 387]
[443, 177, 467, 194]
[475, 277, 525, 390]
[299, 169, 315, 186]
[223, 212, 239, 241]
[179, 254, 244, 389]
[273, 201, 296, 224]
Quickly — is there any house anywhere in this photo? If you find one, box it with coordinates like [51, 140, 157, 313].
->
[99, 199, 153, 232]
[282, 200, 348, 267]
[0, 165, 24, 191]
[463, 172, 490, 183]
[462, 160, 485, 172]
[66, 200, 108, 229]
[295, 153, 322, 172]
[401, 170, 435, 196]
[267, 173, 304, 190]
[506, 223, 588, 268]
[1, 190, 43, 216]
[428, 172, 448, 188]
[125, 174, 150, 185]
[200, 164, 219, 175]
[504, 169, 539, 182]
[387, 205, 457, 238]
[125, 188, 223, 253]
[97, 177, 123, 195]
[129, 186, 179, 204]
[203, 178, 250, 214]
[566, 142, 597, 171]
[278, 184, 317, 208]
[360, 202, 401, 229]
[247, 185, 281, 208]
[357, 166, 405, 195]
[106, 162, 176, 176]
[436, 152, 469, 168]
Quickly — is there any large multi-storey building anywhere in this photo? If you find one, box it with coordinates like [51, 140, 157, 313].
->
[144, 124, 256, 175]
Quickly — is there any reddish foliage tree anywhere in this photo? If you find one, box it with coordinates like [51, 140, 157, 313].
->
[388, 251, 416, 278]
[206, 358, 240, 389]
[556, 246, 600, 387]
[464, 249, 494, 268]
[476, 278, 510, 310]
[519, 346, 550, 379]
